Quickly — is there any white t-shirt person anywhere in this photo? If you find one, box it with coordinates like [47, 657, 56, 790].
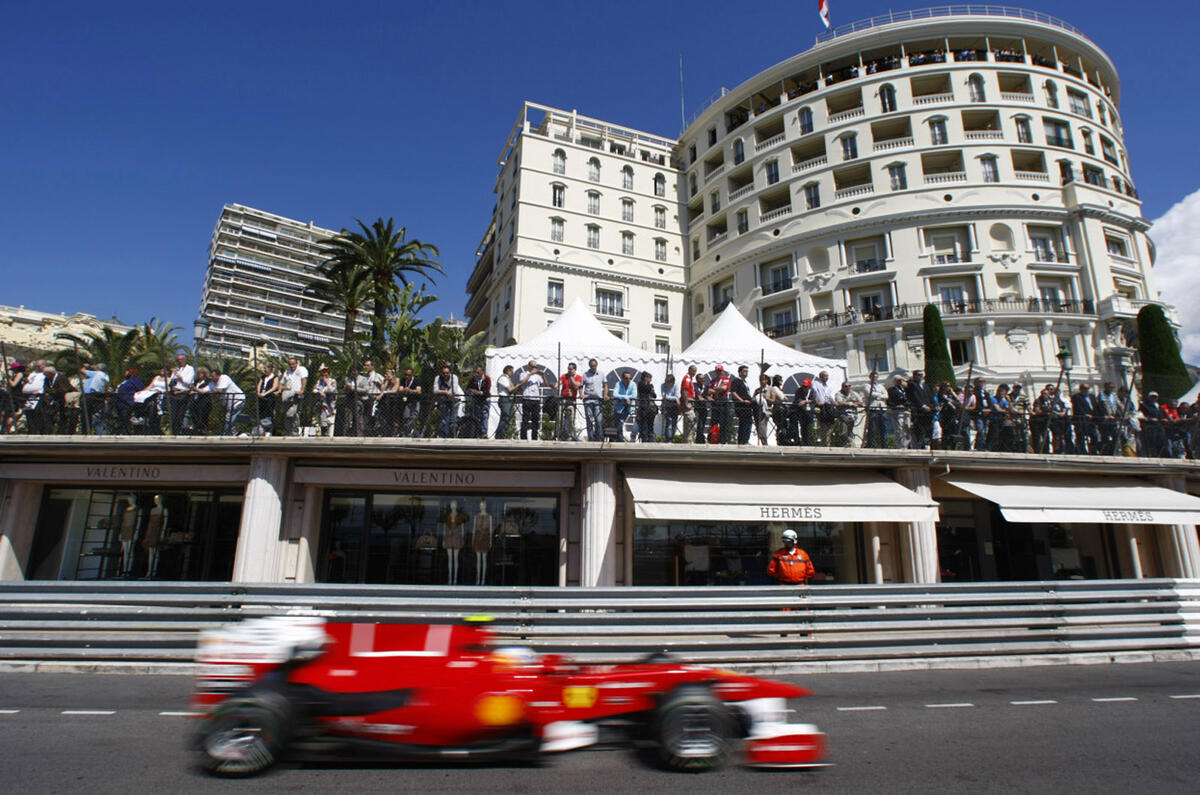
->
[282, 364, 308, 395]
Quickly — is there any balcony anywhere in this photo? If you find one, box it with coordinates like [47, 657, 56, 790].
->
[760, 205, 794, 223]
[965, 131, 1003, 141]
[1000, 92, 1036, 103]
[704, 163, 725, 183]
[827, 107, 865, 124]
[763, 320, 799, 339]
[1015, 171, 1050, 182]
[924, 171, 967, 185]
[854, 259, 885, 274]
[835, 183, 874, 200]
[994, 51, 1026, 64]
[795, 297, 1098, 334]
[873, 136, 914, 152]
[729, 183, 755, 201]
[707, 231, 728, 248]
[1097, 296, 1179, 325]
[912, 92, 954, 106]
[755, 132, 786, 152]
[792, 154, 828, 173]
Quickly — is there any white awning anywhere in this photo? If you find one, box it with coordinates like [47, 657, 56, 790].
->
[622, 467, 939, 524]
[943, 472, 1200, 525]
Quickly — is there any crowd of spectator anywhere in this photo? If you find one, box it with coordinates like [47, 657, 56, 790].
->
[3, 355, 1197, 460]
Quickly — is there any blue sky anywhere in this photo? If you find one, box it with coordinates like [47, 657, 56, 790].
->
[3, 1, 1198, 346]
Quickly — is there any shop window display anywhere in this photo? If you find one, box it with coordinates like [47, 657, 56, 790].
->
[29, 487, 242, 580]
[632, 521, 860, 585]
[320, 491, 559, 586]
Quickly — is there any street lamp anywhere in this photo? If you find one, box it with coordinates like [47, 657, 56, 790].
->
[193, 316, 210, 362]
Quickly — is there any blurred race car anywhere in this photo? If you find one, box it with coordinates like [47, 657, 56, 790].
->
[191, 617, 826, 776]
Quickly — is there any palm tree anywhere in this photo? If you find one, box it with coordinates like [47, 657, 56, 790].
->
[55, 325, 143, 376]
[319, 218, 443, 358]
[305, 263, 373, 347]
[134, 319, 185, 369]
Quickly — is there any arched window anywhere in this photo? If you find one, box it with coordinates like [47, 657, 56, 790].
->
[798, 107, 814, 134]
[552, 149, 566, 175]
[733, 138, 745, 165]
[653, 173, 666, 197]
[1013, 114, 1033, 143]
[968, 74, 986, 103]
[1044, 80, 1059, 109]
[621, 165, 633, 190]
[979, 155, 1000, 183]
[588, 157, 601, 182]
[839, 133, 858, 161]
[927, 117, 948, 145]
[879, 84, 897, 113]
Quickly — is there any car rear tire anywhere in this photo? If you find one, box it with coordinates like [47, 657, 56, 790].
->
[198, 691, 292, 777]
[652, 685, 733, 772]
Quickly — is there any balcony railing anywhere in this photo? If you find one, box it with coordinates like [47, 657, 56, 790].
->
[827, 107, 865, 123]
[704, 163, 725, 182]
[707, 231, 728, 247]
[964, 130, 1003, 140]
[1000, 91, 1035, 102]
[924, 171, 967, 184]
[1015, 170, 1050, 182]
[913, 92, 954, 105]
[729, 183, 755, 201]
[796, 297, 1097, 333]
[763, 320, 799, 339]
[854, 259, 885, 274]
[793, 154, 828, 172]
[760, 205, 794, 222]
[835, 183, 874, 199]
[755, 132, 786, 152]
[873, 136, 914, 151]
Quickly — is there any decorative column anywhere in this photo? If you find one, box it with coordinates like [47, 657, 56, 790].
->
[0, 481, 43, 580]
[580, 461, 618, 587]
[232, 455, 289, 583]
[893, 467, 940, 584]
[1153, 475, 1200, 579]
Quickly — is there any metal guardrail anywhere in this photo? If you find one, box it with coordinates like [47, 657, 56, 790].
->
[0, 579, 1196, 666]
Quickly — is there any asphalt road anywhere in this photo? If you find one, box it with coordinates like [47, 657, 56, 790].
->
[1, 662, 1198, 793]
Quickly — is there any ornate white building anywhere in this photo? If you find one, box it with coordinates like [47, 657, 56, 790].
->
[680, 6, 1171, 386]
[466, 103, 686, 356]
[471, 9, 1176, 390]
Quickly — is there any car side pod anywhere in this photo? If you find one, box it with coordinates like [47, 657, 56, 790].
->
[743, 725, 829, 769]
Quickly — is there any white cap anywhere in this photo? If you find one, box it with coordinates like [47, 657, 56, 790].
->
[782, 529, 798, 542]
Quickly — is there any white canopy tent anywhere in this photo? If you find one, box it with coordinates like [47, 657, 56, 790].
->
[678, 304, 846, 391]
[484, 298, 667, 438]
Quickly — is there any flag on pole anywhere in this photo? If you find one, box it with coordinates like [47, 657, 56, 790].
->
[818, 0, 831, 29]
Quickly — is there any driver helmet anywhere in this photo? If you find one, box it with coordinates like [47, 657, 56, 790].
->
[782, 529, 798, 543]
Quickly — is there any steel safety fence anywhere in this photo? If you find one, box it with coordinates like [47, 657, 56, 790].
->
[0, 579, 1197, 668]
[3, 390, 1198, 459]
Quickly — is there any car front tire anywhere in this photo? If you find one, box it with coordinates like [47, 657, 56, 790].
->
[652, 685, 733, 772]
[198, 691, 292, 777]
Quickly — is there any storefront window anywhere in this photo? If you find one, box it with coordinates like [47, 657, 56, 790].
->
[320, 491, 559, 586]
[633, 521, 860, 585]
[937, 499, 1117, 581]
[29, 487, 242, 580]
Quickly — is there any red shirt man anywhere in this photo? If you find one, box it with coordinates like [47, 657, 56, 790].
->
[681, 365, 696, 401]
[559, 363, 583, 399]
[767, 530, 815, 585]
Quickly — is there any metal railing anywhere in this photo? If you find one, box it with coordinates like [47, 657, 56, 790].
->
[816, 6, 1094, 45]
[0, 579, 1195, 668]
[5, 390, 1199, 461]
[795, 297, 1096, 332]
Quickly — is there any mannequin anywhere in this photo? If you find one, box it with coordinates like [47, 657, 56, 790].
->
[442, 501, 465, 585]
[142, 494, 167, 578]
[118, 496, 139, 577]
[472, 499, 493, 586]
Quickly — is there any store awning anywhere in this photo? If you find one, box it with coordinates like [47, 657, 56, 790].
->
[942, 472, 1200, 525]
[622, 467, 939, 524]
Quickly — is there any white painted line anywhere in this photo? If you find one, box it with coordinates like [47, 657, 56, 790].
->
[159, 711, 200, 717]
[1169, 694, 1200, 700]
[1010, 700, 1057, 706]
[0, 709, 19, 715]
[925, 702, 975, 709]
[1092, 697, 1138, 703]
[836, 705, 887, 712]
[61, 710, 116, 716]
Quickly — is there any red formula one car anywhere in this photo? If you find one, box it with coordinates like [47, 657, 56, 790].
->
[190, 617, 826, 776]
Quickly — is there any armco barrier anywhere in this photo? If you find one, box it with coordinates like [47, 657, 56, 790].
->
[0, 579, 1198, 668]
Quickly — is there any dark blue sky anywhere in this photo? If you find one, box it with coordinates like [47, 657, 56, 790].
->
[3, 1, 1197, 342]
